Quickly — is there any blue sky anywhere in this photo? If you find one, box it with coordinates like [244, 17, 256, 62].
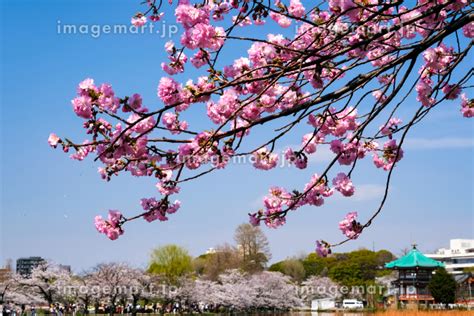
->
[1, 0, 473, 272]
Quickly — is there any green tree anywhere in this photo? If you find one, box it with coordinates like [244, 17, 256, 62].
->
[302, 253, 336, 277]
[428, 268, 457, 305]
[376, 250, 394, 265]
[269, 259, 306, 283]
[192, 253, 210, 276]
[325, 249, 394, 286]
[268, 261, 284, 273]
[329, 261, 363, 287]
[148, 244, 193, 285]
[347, 249, 378, 280]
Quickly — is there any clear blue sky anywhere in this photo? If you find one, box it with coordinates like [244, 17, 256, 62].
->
[1, 0, 473, 272]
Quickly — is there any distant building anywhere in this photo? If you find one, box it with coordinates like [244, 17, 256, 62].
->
[385, 245, 444, 304]
[59, 264, 72, 273]
[453, 273, 474, 303]
[16, 256, 46, 277]
[0, 260, 13, 283]
[205, 248, 216, 255]
[424, 239, 474, 274]
[311, 298, 336, 310]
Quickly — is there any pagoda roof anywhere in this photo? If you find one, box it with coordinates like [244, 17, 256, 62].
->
[385, 246, 445, 269]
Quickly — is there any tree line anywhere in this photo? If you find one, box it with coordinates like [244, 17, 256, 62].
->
[0, 224, 458, 313]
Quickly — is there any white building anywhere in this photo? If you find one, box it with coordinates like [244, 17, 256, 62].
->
[311, 298, 336, 310]
[205, 247, 216, 254]
[425, 239, 474, 274]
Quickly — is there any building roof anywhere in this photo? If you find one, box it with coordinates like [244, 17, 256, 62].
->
[453, 273, 472, 284]
[385, 246, 445, 269]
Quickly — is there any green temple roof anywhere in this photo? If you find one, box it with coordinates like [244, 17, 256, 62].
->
[385, 246, 445, 269]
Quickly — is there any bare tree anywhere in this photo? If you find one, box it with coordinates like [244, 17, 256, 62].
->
[234, 223, 271, 272]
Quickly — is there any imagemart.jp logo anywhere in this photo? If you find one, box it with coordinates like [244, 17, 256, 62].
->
[56, 20, 179, 38]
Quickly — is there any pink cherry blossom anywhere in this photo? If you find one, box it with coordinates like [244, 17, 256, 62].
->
[339, 211, 362, 239]
[48, 133, 61, 148]
[288, 0, 305, 18]
[264, 215, 286, 229]
[206, 88, 240, 124]
[156, 180, 180, 195]
[249, 213, 261, 226]
[167, 200, 181, 214]
[463, 22, 474, 38]
[332, 173, 354, 197]
[71, 96, 93, 119]
[442, 84, 461, 100]
[127, 93, 143, 111]
[416, 78, 435, 107]
[94, 210, 124, 240]
[140, 197, 181, 222]
[127, 114, 156, 134]
[315, 240, 331, 257]
[423, 44, 455, 72]
[108, 210, 122, 226]
[302, 173, 333, 207]
[284, 148, 307, 169]
[379, 117, 402, 137]
[162, 112, 188, 134]
[162, 112, 177, 128]
[253, 147, 278, 170]
[131, 14, 147, 27]
[150, 12, 164, 22]
[330, 139, 367, 166]
[213, 2, 231, 21]
[98, 83, 120, 113]
[308, 107, 358, 137]
[460, 94, 473, 118]
[175, 2, 210, 29]
[157, 77, 183, 105]
[181, 24, 225, 50]
[191, 50, 209, 68]
[301, 133, 323, 154]
[373, 139, 404, 171]
[77, 78, 97, 95]
[257, 186, 295, 228]
[70, 141, 94, 161]
[269, 12, 291, 28]
[372, 90, 387, 103]
[232, 15, 252, 27]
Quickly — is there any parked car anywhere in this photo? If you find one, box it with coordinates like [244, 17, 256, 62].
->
[342, 299, 364, 309]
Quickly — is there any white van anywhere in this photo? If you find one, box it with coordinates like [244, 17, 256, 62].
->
[342, 299, 364, 309]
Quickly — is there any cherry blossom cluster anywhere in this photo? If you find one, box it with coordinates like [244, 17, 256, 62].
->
[49, 0, 473, 249]
[175, 0, 225, 51]
[249, 171, 356, 229]
[141, 197, 181, 222]
[380, 118, 402, 138]
[315, 240, 332, 257]
[338, 211, 362, 239]
[94, 210, 124, 240]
